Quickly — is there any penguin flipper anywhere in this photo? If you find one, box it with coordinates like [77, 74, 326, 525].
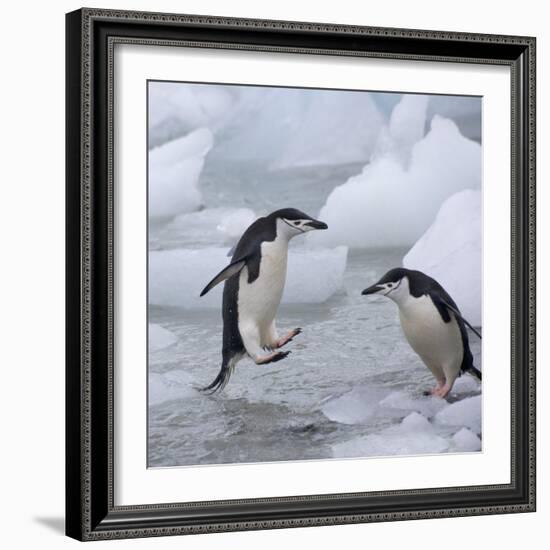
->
[439, 298, 482, 339]
[200, 259, 247, 296]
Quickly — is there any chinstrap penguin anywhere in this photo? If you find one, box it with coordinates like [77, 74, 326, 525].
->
[199, 208, 328, 393]
[362, 268, 481, 398]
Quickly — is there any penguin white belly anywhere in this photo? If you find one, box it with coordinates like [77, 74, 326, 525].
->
[237, 238, 288, 345]
[399, 296, 463, 380]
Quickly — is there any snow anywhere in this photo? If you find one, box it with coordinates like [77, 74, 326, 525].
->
[450, 427, 482, 452]
[332, 412, 449, 458]
[310, 112, 481, 249]
[216, 208, 258, 239]
[149, 246, 348, 309]
[321, 387, 391, 424]
[149, 323, 178, 352]
[148, 128, 214, 222]
[148, 82, 237, 148]
[404, 189, 481, 326]
[434, 395, 482, 435]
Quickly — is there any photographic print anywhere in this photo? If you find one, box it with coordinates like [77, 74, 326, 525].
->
[147, 82, 483, 468]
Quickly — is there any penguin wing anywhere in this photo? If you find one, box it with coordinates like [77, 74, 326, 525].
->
[199, 259, 247, 296]
[438, 297, 482, 340]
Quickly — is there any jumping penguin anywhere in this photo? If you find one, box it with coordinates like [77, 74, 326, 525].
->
[362, 268, 481, 398]
[199, 208, 328, 393]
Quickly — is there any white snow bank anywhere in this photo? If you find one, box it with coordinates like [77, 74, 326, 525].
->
[378, 390, 449, 418]
[148, 128, 214, 221]
[450, 428, 482, 452]
[149, 370, 197, 406]
[434, 395, 481, 435]
[404, 189, 481, 325]
[151, 207, 257, 250]
[149, 246, 347, 309]
[332, 412, 449, 458]
[310, 115, 481, 248]
[149, 323, 178, 352]
[149, 82, 236, 147]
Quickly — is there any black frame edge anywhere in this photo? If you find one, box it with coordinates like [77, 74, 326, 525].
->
[66, 8, 85, 542]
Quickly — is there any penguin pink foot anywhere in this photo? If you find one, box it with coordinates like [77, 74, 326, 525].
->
[255, 350, 291, 365]
[276, 328, 302, 349]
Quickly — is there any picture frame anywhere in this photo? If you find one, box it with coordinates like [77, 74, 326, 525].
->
[65, 7, 536, 541]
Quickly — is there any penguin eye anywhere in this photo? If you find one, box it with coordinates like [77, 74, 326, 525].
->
[293, 221, 300, 226]
[388, 283, 394, 288]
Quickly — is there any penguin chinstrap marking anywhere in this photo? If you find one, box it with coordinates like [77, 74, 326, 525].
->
[362, 268, 482, 399]
[199, 208, 328, 393]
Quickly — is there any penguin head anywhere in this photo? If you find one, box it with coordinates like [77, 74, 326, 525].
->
[362, 267, 412, 305]
[270, 208, 328, 239]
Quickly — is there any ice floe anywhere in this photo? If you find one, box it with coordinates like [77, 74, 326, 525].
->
[434, 395, 482, 435]
[149, 246, 348, 309]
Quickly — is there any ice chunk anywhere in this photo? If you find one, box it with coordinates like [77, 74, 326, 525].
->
[215, 87, 384, 167]
[332, 412, 449, 458]
[434, 395, 481, 435]
[149, 82, 237, 148]
[151, 207, 257, 250]
[310, 115, 481, 248]
[450, 427, 482, 452]
[372, 95, 429, 166]
[149, 323, 178, 352]
[403, 189, 481, 325]
[321, 386, 391, 425]
[270, 91, 385, 169]
[148, 128, 214, 222]
[149, 246, 347, 309]
[216, 208, 258, 239]
[149, 370, 197, 406]
[378, 390, 449, 418]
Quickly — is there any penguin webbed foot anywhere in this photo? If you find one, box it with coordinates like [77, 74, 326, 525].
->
[276, 328, 302, 349]
[255, 350, 291, 365]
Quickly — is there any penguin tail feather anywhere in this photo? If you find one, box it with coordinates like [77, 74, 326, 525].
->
[199, 357, 236, 394]
[465, 365, 482, 381]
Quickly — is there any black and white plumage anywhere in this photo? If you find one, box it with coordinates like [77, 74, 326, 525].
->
[199, 208, 328, 393]
[362, 267, 481, 398]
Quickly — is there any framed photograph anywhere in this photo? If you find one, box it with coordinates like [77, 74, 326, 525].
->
[65, 8, 536, 541]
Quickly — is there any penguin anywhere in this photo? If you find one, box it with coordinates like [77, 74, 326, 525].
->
[361, 267, 481, 398]
[199, 208, 328, 393]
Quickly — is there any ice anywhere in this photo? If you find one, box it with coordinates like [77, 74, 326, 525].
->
[151, 207, 257, 250]
[310, 114, 481, 248]
[148, 82, 237, 148]
[434, 395, 481, 435]
[149, 246, 348, 309]
[270, 91, 384, 169]
[149, 370, 197, 406]
[149, 323, 178, 352]
[214, 87, 384, 168]
[450, 427, 482, 452]
[332, 412, 449, 458]
[216, 208, 258, 239]
[378, 390, 449, 418]
[148, 128, 214, 221]
[321, 386, 391, 424]
[371, 95, 429, 166]
[403, 189, 481, 326]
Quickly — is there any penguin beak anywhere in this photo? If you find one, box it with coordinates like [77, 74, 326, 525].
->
[305, 219, 328, 230]
[362, 284, 384, 295]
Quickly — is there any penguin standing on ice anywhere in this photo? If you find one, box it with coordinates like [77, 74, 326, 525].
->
[199, 208, 328, 393]
[362, 268, 481, 398]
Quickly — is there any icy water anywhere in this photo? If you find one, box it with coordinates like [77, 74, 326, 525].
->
[148, 162, 482, 468]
